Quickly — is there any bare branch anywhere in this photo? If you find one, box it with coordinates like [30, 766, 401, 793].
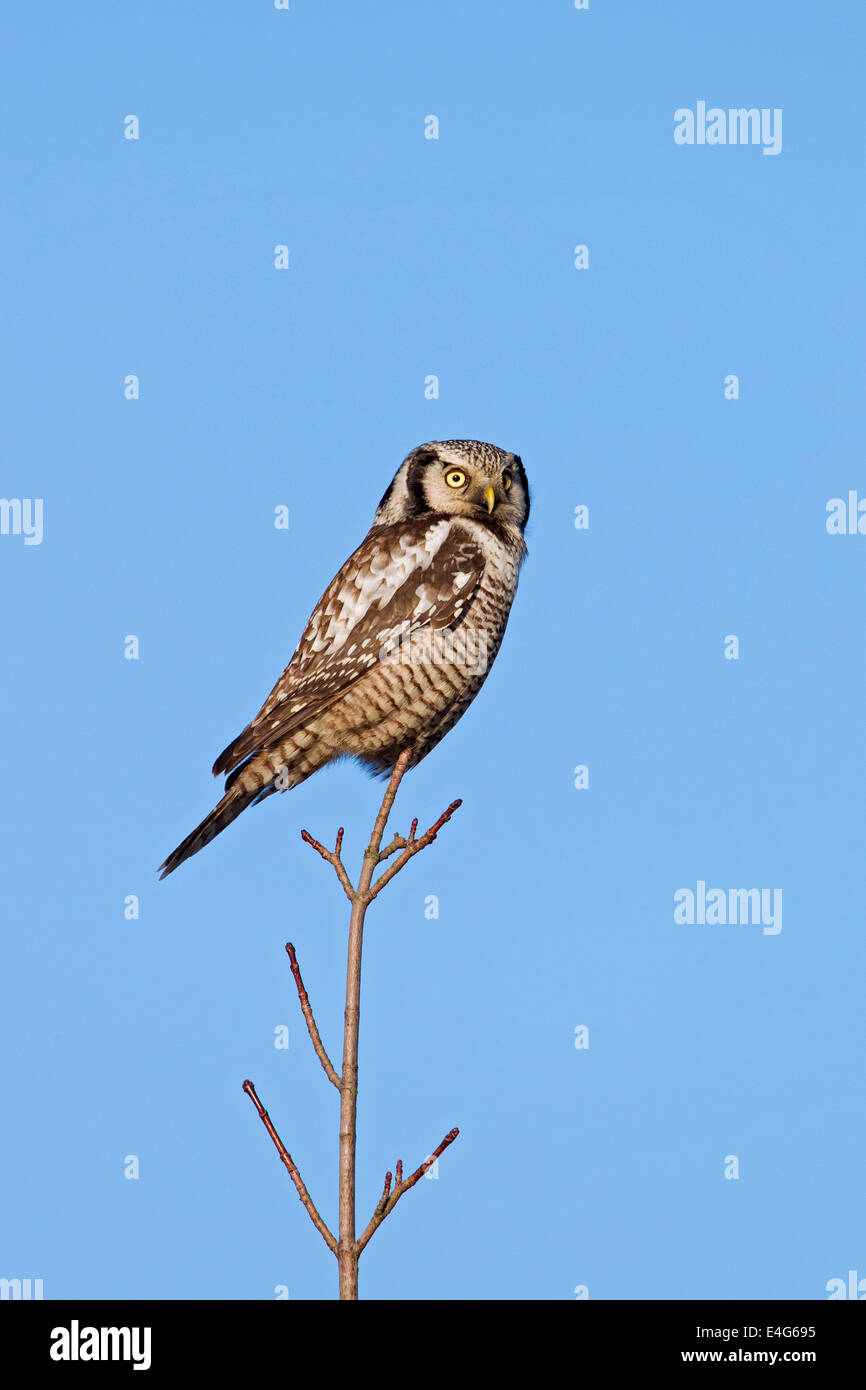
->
[374, 1170, 393, 1216]
[367, 799, 462, 902]
[377, 831, 409, 863]
[366, 748, 415, 860]
[251, 744, 463, 1297]
[356, 1128, 460, 1257]
[242, 1079, 338, 1254]
[300, 827, 355, 902]
[285, 943, 341, 1090]
[334, 752, 411, 1296]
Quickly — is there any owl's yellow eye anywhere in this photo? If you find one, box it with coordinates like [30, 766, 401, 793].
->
[502, 472, 512, 491]
[445, 469, 466, 488]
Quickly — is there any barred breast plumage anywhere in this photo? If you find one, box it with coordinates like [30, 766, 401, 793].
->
[159, 440, 529, 877]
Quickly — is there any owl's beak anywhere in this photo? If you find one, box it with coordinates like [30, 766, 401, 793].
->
[483, 485, 496, 514]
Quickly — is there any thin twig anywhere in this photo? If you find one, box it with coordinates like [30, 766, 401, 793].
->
[374, 1170, 393, 1216]
[367, 799, 462, 902]
[285, 943, 341, 1090]
[256, 744, 462, 1298]
[367, 749, 415, 861]
[300, 826, 355, 902]
[377, 831, 408, 863]
[242, 1079, 338, 1254]
[336, 748, 417, 1297]
[355, 1128, 460, 1257]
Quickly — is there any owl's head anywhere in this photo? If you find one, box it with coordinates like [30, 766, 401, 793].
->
[374, 440, 530, 533]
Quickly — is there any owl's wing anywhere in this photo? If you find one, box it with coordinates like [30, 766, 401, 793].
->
[213, 519, 485, 779]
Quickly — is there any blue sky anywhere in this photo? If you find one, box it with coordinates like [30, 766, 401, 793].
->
[2, 1, 865, 1300]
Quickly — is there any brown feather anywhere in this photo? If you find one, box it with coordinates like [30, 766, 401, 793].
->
[212, 522, 484, 779]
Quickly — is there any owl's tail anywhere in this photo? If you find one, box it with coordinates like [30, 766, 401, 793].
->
[158, 779, 274, 879]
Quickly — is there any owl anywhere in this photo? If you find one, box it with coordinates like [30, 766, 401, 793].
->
[159, 440, 529, 877]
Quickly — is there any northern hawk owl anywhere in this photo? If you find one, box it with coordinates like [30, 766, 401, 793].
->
[159, 439, 529, 877]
